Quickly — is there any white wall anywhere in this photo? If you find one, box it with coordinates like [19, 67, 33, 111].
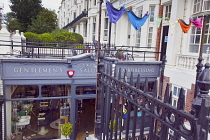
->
[165, 0, 185, 66]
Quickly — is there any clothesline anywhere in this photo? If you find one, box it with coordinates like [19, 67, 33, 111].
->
[106, 1, 204, 33]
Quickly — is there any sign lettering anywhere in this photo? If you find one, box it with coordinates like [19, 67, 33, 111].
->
[13, 68, 63, 73]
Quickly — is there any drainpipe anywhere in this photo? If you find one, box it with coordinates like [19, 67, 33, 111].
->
[95, 0, 103, 139]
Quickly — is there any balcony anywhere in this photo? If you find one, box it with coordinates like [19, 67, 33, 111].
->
[176, 54, 209, 71]
[63, 10, 88, 29]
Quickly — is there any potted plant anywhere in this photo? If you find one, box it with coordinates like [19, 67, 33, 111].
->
[61, 122, 73, 140]
[25, 104, 34, 115]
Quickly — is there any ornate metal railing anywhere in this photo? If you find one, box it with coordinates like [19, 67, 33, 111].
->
[0, 40, 159, 61]
[96, 60, 210, 140]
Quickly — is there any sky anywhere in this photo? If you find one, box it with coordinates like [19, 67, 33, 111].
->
[1, 0, 62, 14]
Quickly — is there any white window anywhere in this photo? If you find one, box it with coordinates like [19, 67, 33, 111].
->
[104, 12, 109, 41]
[193, 0, 210, 14]
[136, 7, 143, 47]
[203, 0, 210, 11]
[136, 29, 141, 47]
[189, 16, 210, 53]
[73, 12, 76, 19]
[78, 25, 80, 34]
[172, 86, 186, 108]
[147, 27, 153, 48]
[79, 5, 81, 14]
[92, 17, 96, 41]
[84, 21, 87, 37]
[193, 0, 202, 13]
[165, 4, 171, 19]
[149, 6, 155, 22]
[190, 0, 210, 53]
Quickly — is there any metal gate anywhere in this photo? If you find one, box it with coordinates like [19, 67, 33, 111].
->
[96, 61, 210, 140]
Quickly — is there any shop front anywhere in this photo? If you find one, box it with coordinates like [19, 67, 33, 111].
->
[0, 54, 97, 140]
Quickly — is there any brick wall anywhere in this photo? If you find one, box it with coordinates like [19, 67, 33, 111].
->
[160, 76, 170, 100]
[185, 84, 195, 113]
[155, 4, 164, 61]
[161, 76, 195, 113]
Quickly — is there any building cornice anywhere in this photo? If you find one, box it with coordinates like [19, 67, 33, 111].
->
[63, 11, 88, 29]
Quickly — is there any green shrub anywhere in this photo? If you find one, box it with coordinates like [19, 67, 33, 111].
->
[51, 29, 76, 44]
[39, 33, 55, 42]
[24, 32, 40, 42]
[24, 30, 84, 47]
[71, 32, 84, 44]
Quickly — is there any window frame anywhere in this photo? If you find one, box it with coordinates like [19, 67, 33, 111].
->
[135, 7, 143, 47]
[104, 11, 109, 41]
[147, 27, 153, 48]
[149, 6, 155, 22]
[164, 4, 172, 20]
[189, 15, 210, 54]
[172, 85, 186, 108]
[193, 0, 210, 14]
[92, 17, 96, 41]
[193, 0, 202, 14]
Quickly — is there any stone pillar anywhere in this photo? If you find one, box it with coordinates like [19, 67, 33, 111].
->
[11, 30, 22, 56]
[0, 24, 11, 57]
[80, 22, 84, 37]
[165, 0, 185, 65]
[21, 32, 26, 53]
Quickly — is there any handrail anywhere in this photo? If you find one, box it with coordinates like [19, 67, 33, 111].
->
[0, 40, 160, 61]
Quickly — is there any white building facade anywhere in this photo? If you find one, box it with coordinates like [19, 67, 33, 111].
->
[58, 0, 210, 112]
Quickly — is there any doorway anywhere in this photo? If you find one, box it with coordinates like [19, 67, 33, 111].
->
[76, 99, 95, 140]
[160, 26, 169, 61]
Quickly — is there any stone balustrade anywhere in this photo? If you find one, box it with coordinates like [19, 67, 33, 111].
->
[176, 54, 209, 70]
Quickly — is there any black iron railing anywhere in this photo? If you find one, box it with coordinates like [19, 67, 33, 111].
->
[0, 40, 160, 61]
[96, 60, 210, 140]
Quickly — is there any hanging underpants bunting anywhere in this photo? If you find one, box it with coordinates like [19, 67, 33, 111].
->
[190, 17, 203, 29]
[155, 17, 162, 28]
[178, 19, 191, 33]
[127, 10, 149, 30]
[106, 1, 125, 23]
[150, 15, 169, 28]
[167, 19, 178, 35]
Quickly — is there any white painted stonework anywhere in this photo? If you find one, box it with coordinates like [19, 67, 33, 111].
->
[0, 24, 11, 56]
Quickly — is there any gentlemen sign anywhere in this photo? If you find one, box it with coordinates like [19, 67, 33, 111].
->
[13, 67, 63, 73]
[2, 61, 97, 79]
